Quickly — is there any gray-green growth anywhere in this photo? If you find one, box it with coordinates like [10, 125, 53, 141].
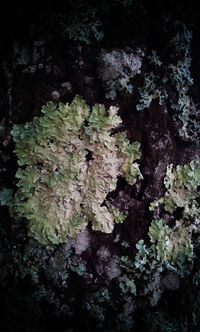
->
[149, 160, 200, 263]
[11, 96, 142, 245]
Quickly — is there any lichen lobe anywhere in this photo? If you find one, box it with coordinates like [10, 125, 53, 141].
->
[11, 95, 142, 244]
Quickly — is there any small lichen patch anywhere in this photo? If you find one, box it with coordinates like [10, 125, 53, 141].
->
[11, 96, 142, 245]
[149, 219, 193, 263]
[98, 48, 143, 99]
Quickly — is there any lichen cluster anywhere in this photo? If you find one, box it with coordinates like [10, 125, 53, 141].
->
[11, 96, 142, 245]
[98, 48, 143, 99]
[98, 24, 199, 144]
[149, 160, 200, 263]
[136, 25, 200, 143]
[169, 25, 200, 143]
[136, 71, 168, 111]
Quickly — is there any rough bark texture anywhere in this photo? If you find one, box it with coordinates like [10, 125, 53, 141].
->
[0, 1, 200, 331]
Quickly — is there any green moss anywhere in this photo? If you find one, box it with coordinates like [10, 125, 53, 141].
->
[10, 96, 142, 245]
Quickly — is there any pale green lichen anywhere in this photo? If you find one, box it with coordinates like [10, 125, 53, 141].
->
[149, 219, 193, 263]
[98, 48, 143, 99]
[147, 50, 162, 67]
[136, 25, 199, 144]
[120, 239, 164, 306]
[121, 239, 161, 276]
[136, 72, 168, 111]
[150, 160, 200, 216]
[149, 160, 200, 264]
[10, 95, 142, 245]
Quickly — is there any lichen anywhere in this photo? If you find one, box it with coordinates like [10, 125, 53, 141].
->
[119, 276, 136, 296]
[10, 95, 142, 245]
[98, 48, 143, 99]
[149, 219, 193, 263]
[60, 8, 104, 44]
[135, 24, 199, 144]
[149, 160, 200, 264]
[169, 25, 200, 143]
[120, 239, 164, 306]
[0, 188, 13, 206]
[150, 160, 200, 217]
[136, 72, 168, 111]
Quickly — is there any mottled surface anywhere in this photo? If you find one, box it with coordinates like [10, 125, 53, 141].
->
[0, 3, 200, 331]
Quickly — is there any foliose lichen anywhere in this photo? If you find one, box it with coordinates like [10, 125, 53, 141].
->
[136, 72, 168, 111]
[149, 219, 193, 263]
[169, 25, 200, 143]
[60, 8, 104, 44]
[149, 160, 200, 264]
[135, 24, 199, 144]
[98, 48, 143, 99]
[120, 239, 164, 307]
[10, 95, 142, 245]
